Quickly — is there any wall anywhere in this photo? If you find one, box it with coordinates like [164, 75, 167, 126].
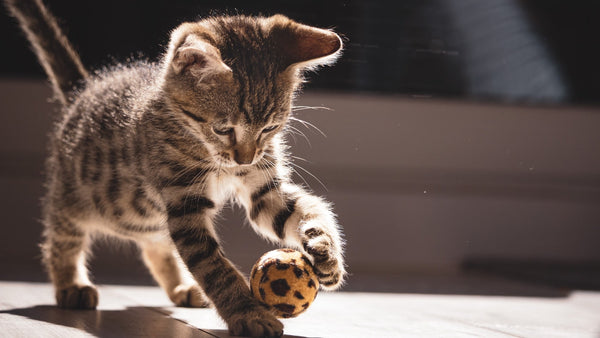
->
[1, 79, 599, 284]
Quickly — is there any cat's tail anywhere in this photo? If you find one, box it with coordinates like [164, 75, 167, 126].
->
[5, 0, 88, 105]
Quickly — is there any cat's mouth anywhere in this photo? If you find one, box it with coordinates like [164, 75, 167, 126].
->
[213, 153, 238, 168]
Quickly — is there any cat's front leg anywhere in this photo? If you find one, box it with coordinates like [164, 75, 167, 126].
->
[243, 179, 346, 289]
[165, 193, 283, 337]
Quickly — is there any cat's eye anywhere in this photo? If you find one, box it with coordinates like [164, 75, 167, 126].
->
[262, 125, 278, 133]
[213, 126, 234, 136]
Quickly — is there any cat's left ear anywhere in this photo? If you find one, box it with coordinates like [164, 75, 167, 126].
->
[269, 15, 343, 69]
[171, 38, 231, 78]
[165, 24, 232, 82]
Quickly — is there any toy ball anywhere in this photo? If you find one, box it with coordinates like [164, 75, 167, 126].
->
[250, 249, 319, 318]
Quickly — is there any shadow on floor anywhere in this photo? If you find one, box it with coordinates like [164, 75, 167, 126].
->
[1, 305, 307, 338]
[1, 305, 207, 337]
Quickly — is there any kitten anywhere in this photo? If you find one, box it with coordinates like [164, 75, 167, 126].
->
[6, 0, 346, 336]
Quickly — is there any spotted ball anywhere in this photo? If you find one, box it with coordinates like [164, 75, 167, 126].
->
[250, 249, 319, 318]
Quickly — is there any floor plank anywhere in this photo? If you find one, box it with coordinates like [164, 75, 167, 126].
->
[1, 281, 599, 337]
[0, 282, 212, 338]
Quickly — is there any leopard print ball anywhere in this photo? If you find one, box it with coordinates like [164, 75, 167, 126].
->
[250, 249, 319, 318]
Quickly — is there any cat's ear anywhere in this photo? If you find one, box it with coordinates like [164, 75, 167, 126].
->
[166, 26, 231, 81]
[171, 38, 231, 77]
[269, 15, 343, 69]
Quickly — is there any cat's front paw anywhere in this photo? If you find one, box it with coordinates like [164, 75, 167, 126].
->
[301, 227, 346, 289]
[227, 302, 283, 337]
[171, 284, 211, 308]
[56, 285, 98, 309]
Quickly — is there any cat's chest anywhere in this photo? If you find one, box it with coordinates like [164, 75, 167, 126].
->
[206, 171, 253, 205]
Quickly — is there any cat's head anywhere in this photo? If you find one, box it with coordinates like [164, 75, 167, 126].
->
[160, 14, 342, 167]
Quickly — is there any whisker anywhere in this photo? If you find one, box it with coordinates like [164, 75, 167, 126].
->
[286, 125, 311, 147]
[291, 105, 333, 112]
[288, 160, 328, 192]
[290, 155, 311, 164]
[289, 116, 327, 138]
[262, 154, 282, 187]
[261, 159, 277, 191]
[288, 164, 311, 189]
[284, 126, 299, 144]
[267, 153, 312, 190]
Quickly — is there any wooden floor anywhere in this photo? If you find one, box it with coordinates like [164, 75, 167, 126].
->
[1, 281, 599, 337]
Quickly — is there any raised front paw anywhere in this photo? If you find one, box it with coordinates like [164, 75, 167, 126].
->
[301, 227, 346, 289]
[226, 301, 283, 337]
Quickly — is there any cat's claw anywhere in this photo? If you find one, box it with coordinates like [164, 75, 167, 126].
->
[56, 285, 98, 309]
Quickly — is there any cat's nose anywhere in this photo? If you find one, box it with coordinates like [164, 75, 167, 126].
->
[233, 146, 256, 165]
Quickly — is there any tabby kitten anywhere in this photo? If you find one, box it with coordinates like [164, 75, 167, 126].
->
[6, 0, 346, 336]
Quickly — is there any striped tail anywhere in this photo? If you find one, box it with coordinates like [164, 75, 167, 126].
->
[5, 0, 88, 105]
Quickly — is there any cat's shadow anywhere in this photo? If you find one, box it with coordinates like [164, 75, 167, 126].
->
[1, 305, 311, 338]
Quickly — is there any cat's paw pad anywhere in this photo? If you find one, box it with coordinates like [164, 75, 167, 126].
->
[227, 306, 283, 337]
[171, 284, 210, 308]
[302, 229, 345, 289]
[56, 285, 98, 309]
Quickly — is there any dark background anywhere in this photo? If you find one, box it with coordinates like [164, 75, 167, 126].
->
[2, 0, 600, 104]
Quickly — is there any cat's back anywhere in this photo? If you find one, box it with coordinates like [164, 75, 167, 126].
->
[77, 61, 160, 113]
[52, 61, 161, 153]
[45, 61, 164, 217]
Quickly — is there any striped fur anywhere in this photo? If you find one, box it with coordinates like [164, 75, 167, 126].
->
[8, 1, 345, 336]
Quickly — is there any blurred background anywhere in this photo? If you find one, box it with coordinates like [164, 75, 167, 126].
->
[1, 0, 599, 295]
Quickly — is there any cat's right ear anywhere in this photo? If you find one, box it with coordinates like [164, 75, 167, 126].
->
[268, 15, 343, 70]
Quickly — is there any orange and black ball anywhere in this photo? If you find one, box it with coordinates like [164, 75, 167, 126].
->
[250, 249, 319, 318]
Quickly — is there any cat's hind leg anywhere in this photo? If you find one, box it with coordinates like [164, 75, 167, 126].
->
[41, 215, 98, 309]
[140, 241, 210, 308]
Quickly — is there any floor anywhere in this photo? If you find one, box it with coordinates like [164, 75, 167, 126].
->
[1, 280, 599, 338]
